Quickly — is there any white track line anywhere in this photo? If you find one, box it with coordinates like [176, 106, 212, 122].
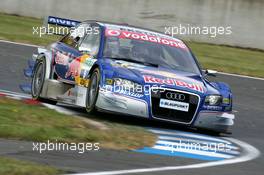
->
[217, 72, 264, 81]
[155, 140, 240, 155]
[158, 136, 239, 150]
[152, 145, 234, 159]
[149, 129, 231, 144]
[0, 39, 40, 48]
[42, 103, 82, 116]
[68, 138, 260, 175]
[0, 89, 31, 99]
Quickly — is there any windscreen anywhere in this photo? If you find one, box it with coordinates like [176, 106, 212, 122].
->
[103, 29, 201, 74]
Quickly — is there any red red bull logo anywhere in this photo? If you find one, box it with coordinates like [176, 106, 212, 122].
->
[65, 57, 82, 78]
[65, 55, 90, 79]
[143, 75, 204, 93]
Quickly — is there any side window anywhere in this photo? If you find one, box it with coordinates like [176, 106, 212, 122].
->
[61, 23, 90, 48]
[78, 26, 100, 56]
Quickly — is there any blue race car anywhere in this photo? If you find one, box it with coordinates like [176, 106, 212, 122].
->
[23, 16, 234, 133]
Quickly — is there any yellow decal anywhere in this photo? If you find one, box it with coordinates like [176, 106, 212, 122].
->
[75, 76, 90, 87]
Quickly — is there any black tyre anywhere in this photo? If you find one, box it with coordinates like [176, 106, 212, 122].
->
[31, 57, 57, 105]
[86, 68, 100, 113]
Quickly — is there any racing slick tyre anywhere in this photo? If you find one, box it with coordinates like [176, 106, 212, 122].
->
[86, 68, 100, 113]
[31, 57, 57, 105]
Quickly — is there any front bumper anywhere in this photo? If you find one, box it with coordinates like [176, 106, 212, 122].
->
[95, 89, 149, 118]
[193, 111, 235, 133]
[95, 89, 234, 133]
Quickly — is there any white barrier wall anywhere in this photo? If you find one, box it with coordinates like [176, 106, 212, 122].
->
[0, 0, 263, 49]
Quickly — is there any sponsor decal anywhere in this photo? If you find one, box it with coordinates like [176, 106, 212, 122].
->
[65, 57, 83, 78]
[48, 16, 80, 27]
[65, 54, 93, 78]
[203, 105, 223, 111]
[159, 98, 189, 112]
[85, 59, 96, 67]
[55, 52, 69, 65]
[143, 75, 204, 93]
[116, 89, 144, 98]
[166, 92, 185, 101]
[65, 54, 96, 87]
[105, 24, 179, 40]
[75, 69, 90, 87]
[76, 78, 89, 87]
[105, 29, 187, 49]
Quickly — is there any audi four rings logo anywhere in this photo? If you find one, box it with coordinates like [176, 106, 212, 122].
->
[166, 92, 185, 101]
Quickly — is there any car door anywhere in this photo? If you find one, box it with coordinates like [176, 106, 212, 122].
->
[52, 23, 90, 84]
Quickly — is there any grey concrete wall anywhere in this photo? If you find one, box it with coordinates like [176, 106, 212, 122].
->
[0, 0, 263, 49]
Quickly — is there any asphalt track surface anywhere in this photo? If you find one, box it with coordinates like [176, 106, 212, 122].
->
[0, 41, 263, 175]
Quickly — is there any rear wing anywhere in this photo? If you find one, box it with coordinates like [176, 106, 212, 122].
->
[42, 16, 81, 35]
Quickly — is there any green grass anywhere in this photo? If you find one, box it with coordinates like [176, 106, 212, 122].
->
[0, 157, 60, 175]
[188, 42, 264, 77]
[0, 13, 264, 77]
[0, 97, 156, 150]
[0, 13, 58, 45]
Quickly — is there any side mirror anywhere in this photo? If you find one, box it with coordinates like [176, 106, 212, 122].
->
[74, 36, 80, 43]
[204, 69, 218, 77]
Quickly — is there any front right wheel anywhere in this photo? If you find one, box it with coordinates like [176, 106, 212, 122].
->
[86, 68, 100, 113]
[32, 58, 45, 100]
[31, 57, 56, 105]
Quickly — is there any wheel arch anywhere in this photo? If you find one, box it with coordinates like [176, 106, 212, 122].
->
[87, 63, 105, 85]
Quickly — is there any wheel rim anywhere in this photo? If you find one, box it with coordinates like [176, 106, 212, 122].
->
[88, 73, 98, 107]
[32, 62, 44, 97]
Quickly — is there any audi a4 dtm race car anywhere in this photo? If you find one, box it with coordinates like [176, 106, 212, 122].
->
[22, 16, 235, 133]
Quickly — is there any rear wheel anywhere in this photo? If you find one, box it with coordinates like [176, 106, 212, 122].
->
[31, 57, 57, 105]
[86, 68, 100, 113]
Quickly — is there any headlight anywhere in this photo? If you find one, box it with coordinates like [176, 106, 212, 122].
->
[113, 78, 143, 94]
[205, 95, 222, 105]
